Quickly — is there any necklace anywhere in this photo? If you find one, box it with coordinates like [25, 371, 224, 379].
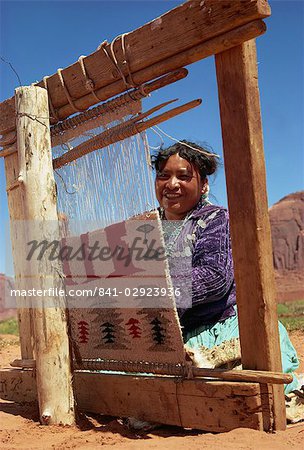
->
[161, 214, 191, 257]
[160, 198, 209, 257]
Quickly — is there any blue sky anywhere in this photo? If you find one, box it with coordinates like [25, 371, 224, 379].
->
[0, 0, 303, 275]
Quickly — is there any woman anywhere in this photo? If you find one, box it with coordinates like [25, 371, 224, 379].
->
[152, 140, 300, 394]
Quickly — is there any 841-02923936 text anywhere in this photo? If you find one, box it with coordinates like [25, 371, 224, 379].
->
[88, 287, 181, 298]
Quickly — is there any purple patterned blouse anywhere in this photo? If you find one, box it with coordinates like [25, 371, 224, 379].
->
[162, 201, 237, 334]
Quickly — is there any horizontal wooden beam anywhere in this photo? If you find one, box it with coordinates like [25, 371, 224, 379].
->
[49, 20, 267, 127]
[0, 369, 273, 432]
[10, 358, 292, 385]
[0, 0, 270, 133]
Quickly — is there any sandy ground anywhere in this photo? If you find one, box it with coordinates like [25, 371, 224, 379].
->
[0, 332, 303, 450]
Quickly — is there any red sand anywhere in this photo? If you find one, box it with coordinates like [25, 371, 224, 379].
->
[0, 332, 303, 450]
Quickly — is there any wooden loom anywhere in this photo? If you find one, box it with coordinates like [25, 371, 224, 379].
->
[0, 0, 287, 433]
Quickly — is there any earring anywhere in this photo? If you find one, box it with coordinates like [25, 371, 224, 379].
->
[201, 184, 210, 201]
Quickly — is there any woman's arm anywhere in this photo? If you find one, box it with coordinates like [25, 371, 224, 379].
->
[191, 208, 235, 305]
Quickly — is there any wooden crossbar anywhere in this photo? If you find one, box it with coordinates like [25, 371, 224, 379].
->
[10, 358, 292, 385]
[0, 1, 270, 134]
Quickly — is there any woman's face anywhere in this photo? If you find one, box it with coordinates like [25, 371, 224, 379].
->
[155, 153, 204, 220]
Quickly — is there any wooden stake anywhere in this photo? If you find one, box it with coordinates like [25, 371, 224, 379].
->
[4, 151, 33, 359]
[215, 40, 286, 430]
[15, 86, 75, 425]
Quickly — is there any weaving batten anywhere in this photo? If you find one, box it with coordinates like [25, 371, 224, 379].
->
[51, 100, 141, 148]
[50, 69, 188, 140]
[52, 99, 176, 166]
[53, 99, 202, 169]
[50, 69, 189, 149]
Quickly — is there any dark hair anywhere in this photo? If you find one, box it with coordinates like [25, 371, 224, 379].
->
[151, 140, 218, 179]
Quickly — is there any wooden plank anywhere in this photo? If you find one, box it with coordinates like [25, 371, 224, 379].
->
[215, 40, 286, 430]
[0, 369, 273, 432]
[15, 86, 75, 426]
[0, 369, 37, 403]
[174, 378, 272, 431]
[0, 0, 270, 133]
[4, 152, 33, 359]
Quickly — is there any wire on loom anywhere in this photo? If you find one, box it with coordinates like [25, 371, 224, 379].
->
[54, 168, 77, 195]
[0, 55, 22, 86]
[152, 125, 220, 158]
[148, 126, 165, 150]
[138, 132, 157, 212]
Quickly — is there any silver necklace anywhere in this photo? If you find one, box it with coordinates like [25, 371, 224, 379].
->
[160, 211, 192, 257]
[160, 199, 209, 257]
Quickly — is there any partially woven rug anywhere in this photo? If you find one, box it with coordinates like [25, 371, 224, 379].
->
[64, 212, 186, 364]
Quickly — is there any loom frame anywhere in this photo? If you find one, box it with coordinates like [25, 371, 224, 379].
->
[0, 0, 287, 432]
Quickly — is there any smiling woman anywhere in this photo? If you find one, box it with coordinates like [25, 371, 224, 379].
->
[154, 141, 218, 220]
[155, 153, 204, 220]
[151, 140, 300, 396]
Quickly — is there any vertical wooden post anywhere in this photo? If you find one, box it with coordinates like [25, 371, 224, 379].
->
[15, 86, 75, 425]
[215, 40, 286, 430]
[4, 148, 34, 359]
